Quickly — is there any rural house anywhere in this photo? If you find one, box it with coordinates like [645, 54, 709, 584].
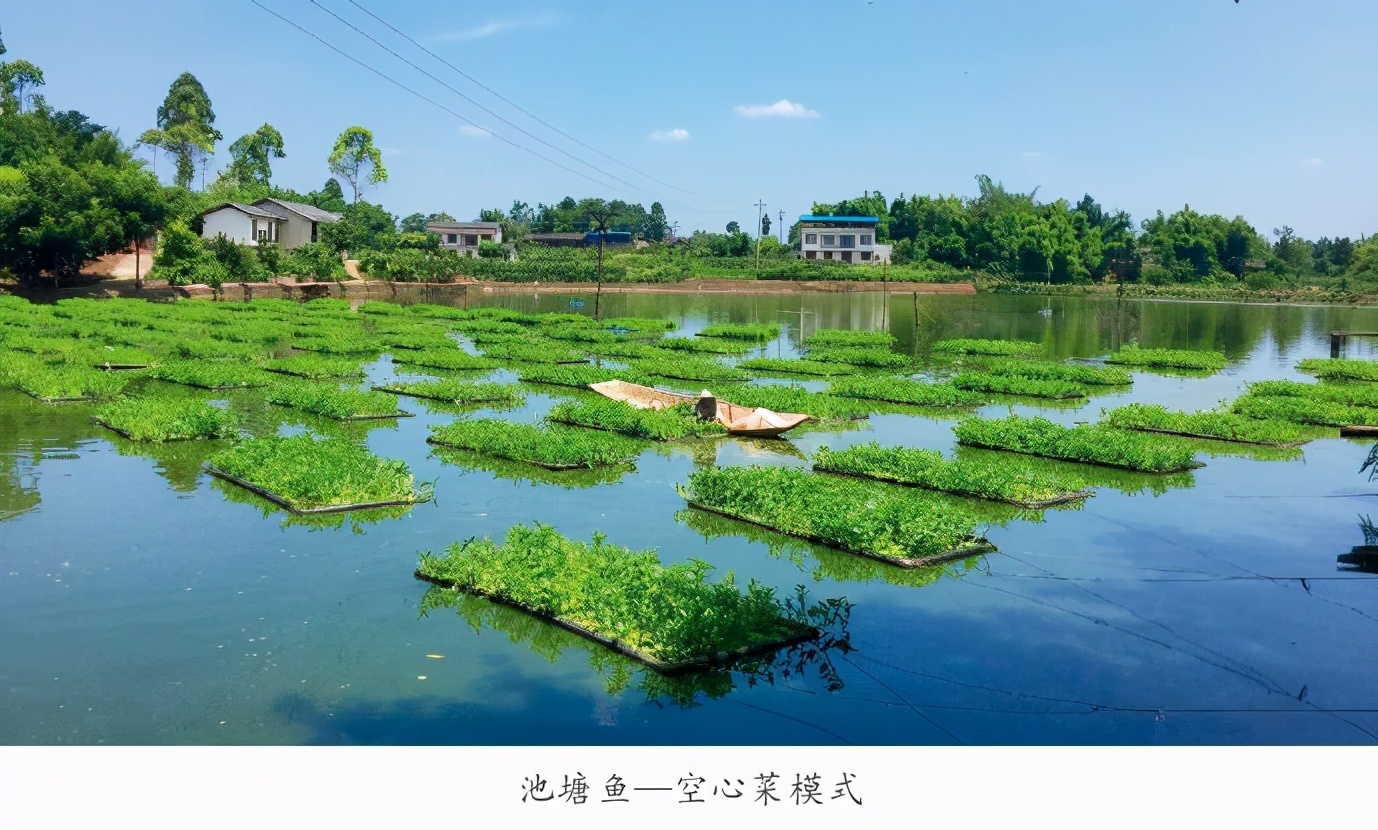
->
[797, 215, 892, 264]
[426, 220, 503, 255]
[200, 199, 342, 249]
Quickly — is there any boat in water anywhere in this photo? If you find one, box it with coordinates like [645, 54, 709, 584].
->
[588, 379, 813, 438]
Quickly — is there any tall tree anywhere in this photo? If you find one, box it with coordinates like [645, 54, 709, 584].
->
[327, 126, 387, 202]
[0, 58, 43, 114]
[642, 201, 668, 243]
[726, 220, 740, 234]
[141, 72, 220, 189]
[226, 123, 285, 186]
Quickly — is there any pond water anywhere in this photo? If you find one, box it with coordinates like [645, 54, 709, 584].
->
[2, 291, 1376, 745]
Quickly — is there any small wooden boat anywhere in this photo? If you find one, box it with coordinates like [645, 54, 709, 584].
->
[589, 379, 813, 438]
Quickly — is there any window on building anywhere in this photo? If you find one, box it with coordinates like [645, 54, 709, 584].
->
[861, 251, 872, 261]
[805, 233, 817, 245]
[861, 234, 872, 246]
[446, 234, 458, 244]
[840, 235, 856, 248]
[251, 219, 259, 239]
[822, 234, 835, 247]
[464, 234, 479, 247]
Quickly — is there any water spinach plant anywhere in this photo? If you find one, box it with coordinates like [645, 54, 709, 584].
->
[547, 398, 727, 441]
[1105, 345, 1228, 372]
[1246, 379, 1378, 410]
[954, 415, 1202, 473]
[428, 419, 645, 469]
[207, 434, 428, 512]
[681, 465, 993, 565]
[738, 357, 858, 378]
[1103, 403, 1323, 446]
[262, 354, 366, 380]
[373, 379, 524, 407]
[829, 375, 984, 408]
[391, 349, 501, 372]
[950, 371, 1087, 400]
[630, 355, 749, 383]
[1296, 358, 1378, 383]
[265, 380, 406, 420]
[1230, 394, 1378, 427]
[93, 397, 239, 442]
[932, 338, 1041, 356]
[696, 322, 780, 341]
[152, 360, 271, 390]
[803, 345, 910, 369]
[814, 442, 1090, 507]
[518, 364, 654, 389]
[978, 358, 1133, 387]
[415, 523, 817, 668]
[802, 329, 896, 349]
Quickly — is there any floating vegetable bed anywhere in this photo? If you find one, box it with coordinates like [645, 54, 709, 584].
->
[954, 415, 1203, 473]
[1246, 379, 1378, 409]
[680, 465, 995, 567]
[1230, 394, 1378, 428]
[802, 329, 896, 349]
[428, 419, 644, 469]
[803, 345, 910, 369]
[415, 523, 818, 671]
[711, 383, 874, 421]
[829, 375, 984, 408]
[1296, 358, 1378, 383]
[265, 381, 410, 421]
[476, 339, 589, 365]
[1103, 403, 1324, 446]
[656, 337, 753, 355]
[373, 379, 524, 407]
[152, 360, 271, 390]
[630, 355, 748, 383]
[696, 322, 779, 341]
[93, 398, 238, 442]
[518, 364, 653, 389]
[206, 434, 429, 513]
[262, 354, 366, 380]
[950, 371, 1087, 400]
[391, 349, 500, 372]
[738, 358, 858, 377]
[814, 442, 1091, 508]
[547, 398, 727, 441]
[978, 358, 1133, 387]
[1105, 346, 1228, 372]
[932, 338, 1041, 356]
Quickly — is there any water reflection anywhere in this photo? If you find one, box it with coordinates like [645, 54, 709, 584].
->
[209, 473, 418, 531]
[106, 435, 229, 492]
[1338, 515, 1378, 574]
[417, 584, 853, 706]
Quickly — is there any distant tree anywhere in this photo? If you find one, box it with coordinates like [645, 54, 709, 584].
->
[399, 212, 428, 234]
[318, 201, 397, 254]
[226, 123, 285, 186]
[0, 58, 44, 113]
[141, 72, 220, 189]
[311, 178, 348, 213]
[478, 207, 504, 223]
[327, 126, 387, 202]
[726, 221, 740, 234]
[641, 201, 668, 243]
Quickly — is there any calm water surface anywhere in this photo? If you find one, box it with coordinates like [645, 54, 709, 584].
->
[2, 292, 1376, 745]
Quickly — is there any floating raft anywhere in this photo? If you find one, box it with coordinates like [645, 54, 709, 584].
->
[204, 464, 425, 514]
[413, 571, 817, 675]
[1340, 425, 1378, 438]
[683, 501, 996, 568]
[811, 467, 1094, 509]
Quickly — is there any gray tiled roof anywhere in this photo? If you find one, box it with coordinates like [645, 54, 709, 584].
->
[254, 198, 342, 223]
[203, 202, 280, 220]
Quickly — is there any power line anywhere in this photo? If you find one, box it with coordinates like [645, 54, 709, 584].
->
[347, 0, 699, 198]
[309, 0, 645, 194]
[249, 0, 628, 193]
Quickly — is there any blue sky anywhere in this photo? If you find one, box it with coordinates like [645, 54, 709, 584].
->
[6, 0, 1376, 239]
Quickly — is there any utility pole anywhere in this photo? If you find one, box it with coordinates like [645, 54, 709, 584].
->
[754, 199, 767, 278]
[587, 205, 612, 321]
[778, 209, 785, 245]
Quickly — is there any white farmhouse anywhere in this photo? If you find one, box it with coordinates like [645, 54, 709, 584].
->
[426, 220, 503, 256]
[797, 215, 892, 264]
[200, 199, 342, 249]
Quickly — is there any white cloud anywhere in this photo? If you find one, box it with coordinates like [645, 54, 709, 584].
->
[458, 125, 492, 139]
[431, 12, 558, 42]
[733, 99, 821, 119]
[649, 128, 690, 142]
[1298, 157, 1322, 167]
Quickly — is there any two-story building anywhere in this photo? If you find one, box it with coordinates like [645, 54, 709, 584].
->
[797, 215, 892, 264]
[426, 220, 503, 255]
